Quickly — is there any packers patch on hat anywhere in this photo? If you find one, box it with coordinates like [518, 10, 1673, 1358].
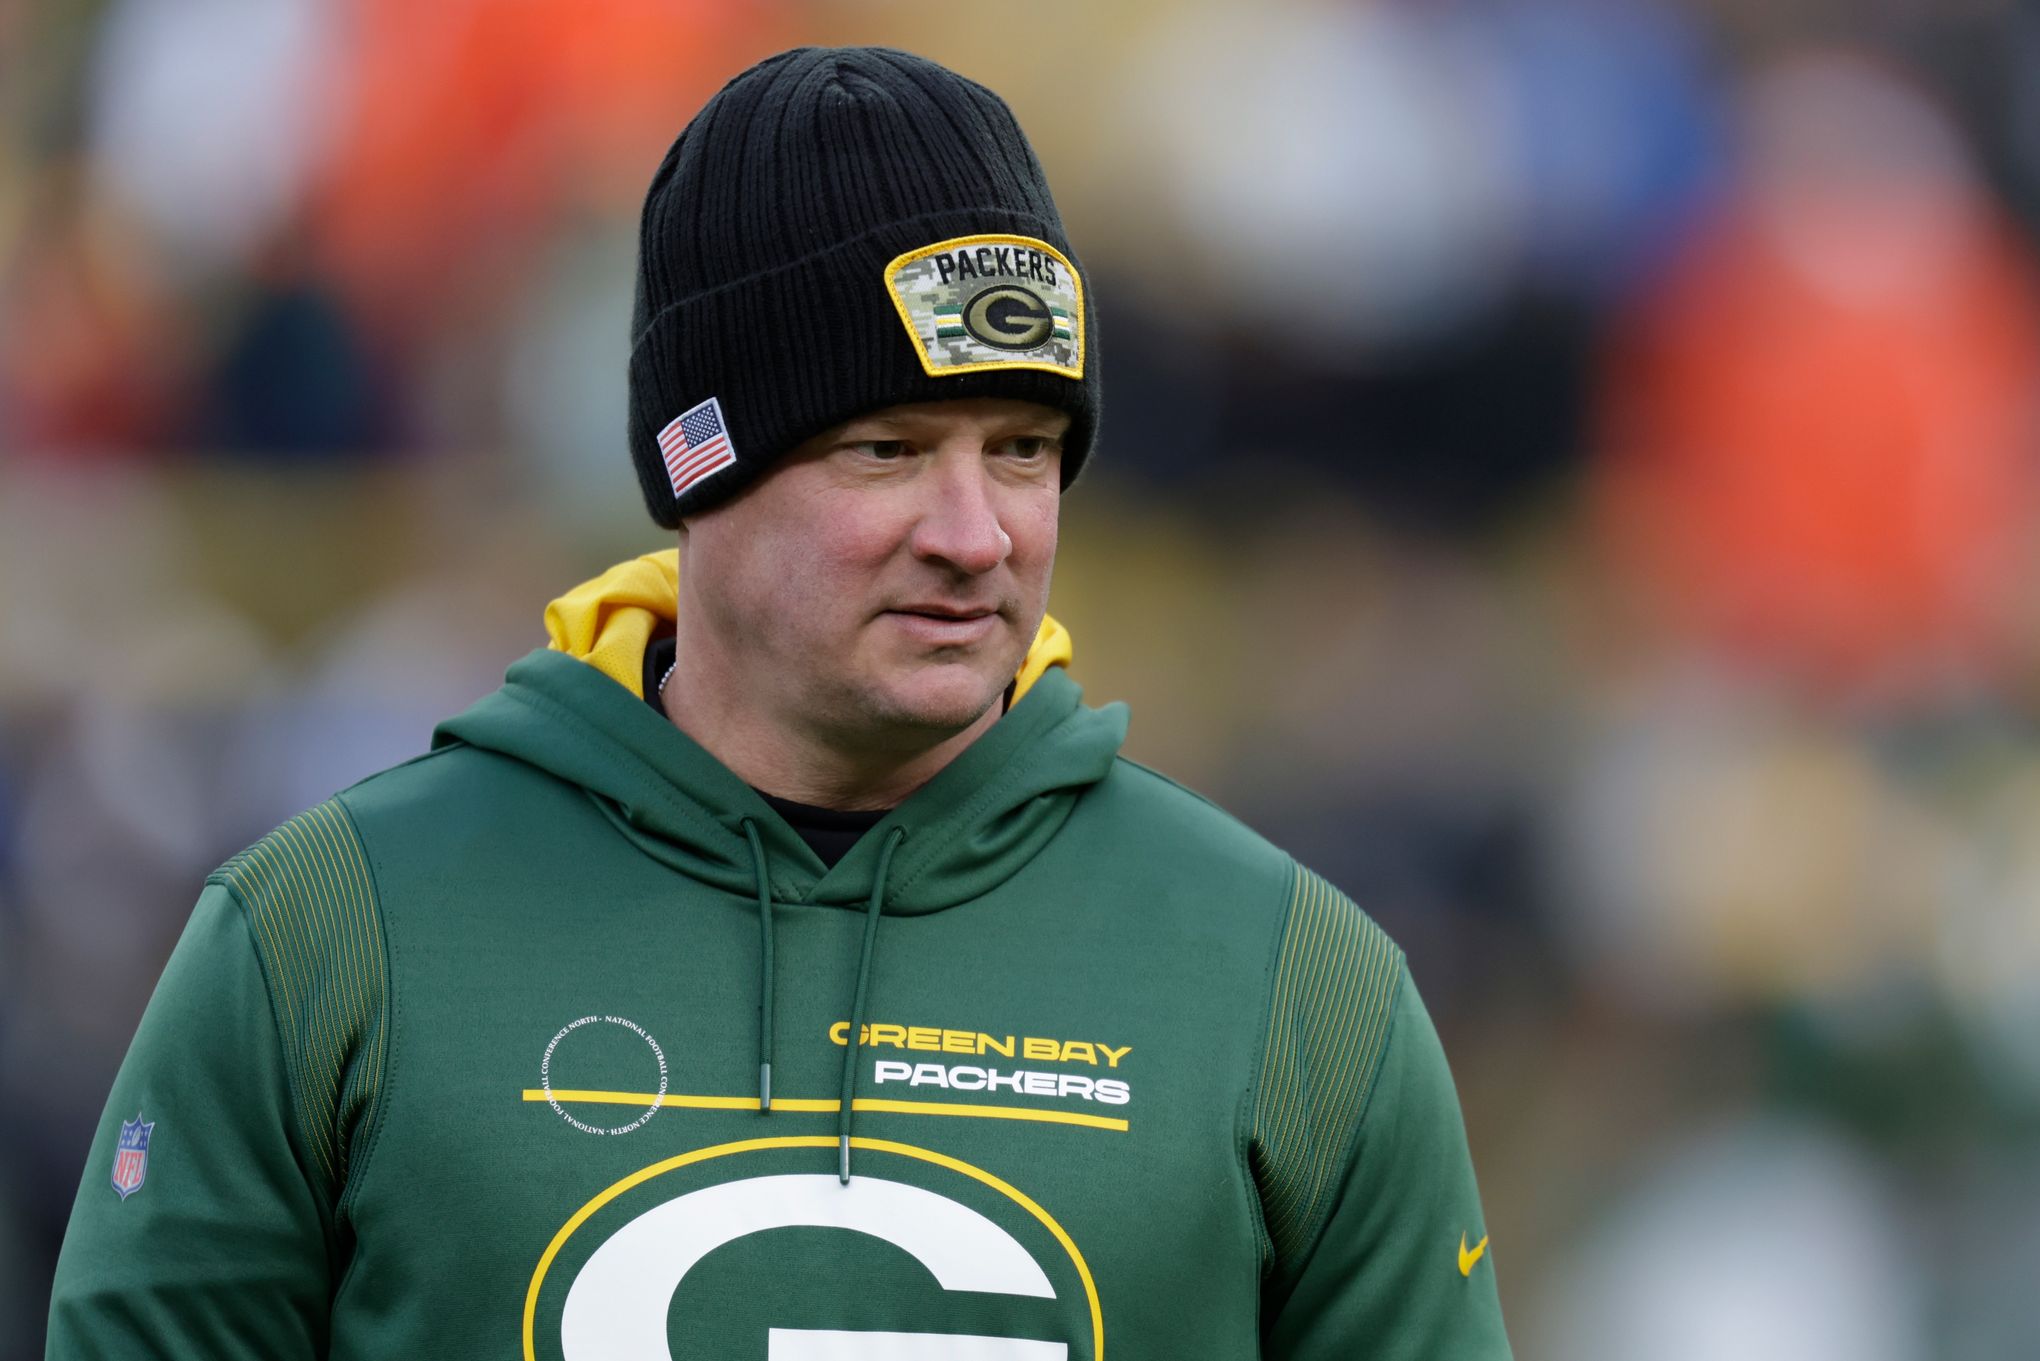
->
[884, 234, 1084, 380]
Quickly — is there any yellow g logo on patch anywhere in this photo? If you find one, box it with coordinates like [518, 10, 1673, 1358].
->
[884, 234, 1084, 380]
[964, 285, 1056, 351]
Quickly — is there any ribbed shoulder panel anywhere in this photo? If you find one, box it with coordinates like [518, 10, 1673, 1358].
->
[1250, 863, 1405, 1274]
[209, 799, 387, 1199]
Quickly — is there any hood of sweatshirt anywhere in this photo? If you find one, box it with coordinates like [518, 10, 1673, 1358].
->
[432, 550, 1128, 918]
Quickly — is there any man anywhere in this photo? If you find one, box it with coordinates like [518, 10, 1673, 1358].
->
[48, 46, 1511, 1359]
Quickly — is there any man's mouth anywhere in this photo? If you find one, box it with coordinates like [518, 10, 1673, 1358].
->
[882, 604, 1002, 644]
[890, 604, 996, 621]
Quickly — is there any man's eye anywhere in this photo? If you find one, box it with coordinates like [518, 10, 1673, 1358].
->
[998, 437, 1056, 459]
[850, 440, 908, 460]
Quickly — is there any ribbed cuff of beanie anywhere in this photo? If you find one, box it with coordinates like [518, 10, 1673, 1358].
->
[628, 206, 1099, 526]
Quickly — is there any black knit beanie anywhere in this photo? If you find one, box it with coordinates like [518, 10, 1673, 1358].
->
[627, 46, 1099, 525]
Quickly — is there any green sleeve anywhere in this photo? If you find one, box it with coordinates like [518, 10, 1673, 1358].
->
[1253, 867, 1512, 1359]
[48, 799, 388, 1359]
[45, 882, 334, 1358]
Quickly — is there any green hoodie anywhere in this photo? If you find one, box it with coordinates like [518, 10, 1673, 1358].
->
[48, 558, 1511, 1360]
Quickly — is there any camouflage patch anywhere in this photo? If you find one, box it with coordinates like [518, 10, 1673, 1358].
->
[884, 234, 1084, 380]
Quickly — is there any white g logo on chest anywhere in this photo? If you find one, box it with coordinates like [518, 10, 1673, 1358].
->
[560, 1173, 1066, 1359]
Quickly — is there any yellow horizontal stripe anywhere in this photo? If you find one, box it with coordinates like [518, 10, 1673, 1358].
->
[534, 1089, 771, 1111]
[522, 1088, 1128, 1133]
[848, 1098, 1127, 1131]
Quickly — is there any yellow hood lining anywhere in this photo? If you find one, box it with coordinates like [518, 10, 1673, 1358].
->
[543, 549, 1071, 703]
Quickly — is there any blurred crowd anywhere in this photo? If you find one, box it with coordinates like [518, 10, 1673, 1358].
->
[7, 0, 2040, 1356]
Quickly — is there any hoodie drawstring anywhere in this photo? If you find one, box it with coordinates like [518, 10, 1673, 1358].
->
[741, 819, 775, 1112]
[838, 826, 905, 1184]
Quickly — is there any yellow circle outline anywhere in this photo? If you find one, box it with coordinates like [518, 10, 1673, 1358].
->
[882, 233, 1085, 380]
[522, 1134, 1104, 1361]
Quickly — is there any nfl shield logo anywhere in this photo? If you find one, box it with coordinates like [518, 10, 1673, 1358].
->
[111, 1114, 154, 1201]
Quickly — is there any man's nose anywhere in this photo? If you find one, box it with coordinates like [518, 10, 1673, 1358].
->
[909, 455, 1012, 575]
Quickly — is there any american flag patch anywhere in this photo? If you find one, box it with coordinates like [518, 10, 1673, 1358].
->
[658, 397, 738, 498]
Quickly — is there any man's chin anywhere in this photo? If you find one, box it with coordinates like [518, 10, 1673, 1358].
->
[857, 664, 1010, 740]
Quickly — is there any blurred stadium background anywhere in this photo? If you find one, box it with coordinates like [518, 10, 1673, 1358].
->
[7, 0, 2040, 1355]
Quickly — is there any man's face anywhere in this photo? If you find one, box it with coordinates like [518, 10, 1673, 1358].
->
[678, 397, 1067, 753]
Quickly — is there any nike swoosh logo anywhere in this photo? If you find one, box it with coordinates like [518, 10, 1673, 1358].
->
[1459, 1232, 1489, 1277]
